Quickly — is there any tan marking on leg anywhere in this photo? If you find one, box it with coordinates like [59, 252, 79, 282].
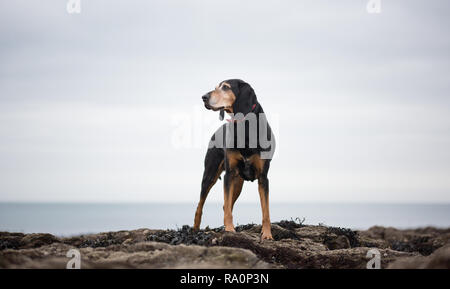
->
[223, 152, 242, 232]
[258, 181, 273, 240]
[193, 161, 224, 230]
[223, 176, 237, 232]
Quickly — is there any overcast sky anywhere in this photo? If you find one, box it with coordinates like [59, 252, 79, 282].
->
[0, 0, 449, 203]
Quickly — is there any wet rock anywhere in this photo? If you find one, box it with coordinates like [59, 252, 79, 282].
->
[274, 218, 305, 230]
[360, 226, 449, 255]
[294, 225, 357, 250]
[217, 231, 327, 268]
[0, 232, 24, 250]
[64, 229, 158, 248]
[1, 221, 448, 269]
[216, 230, 413, 269]
[294, 226, 328, 242]
[235, 223, 257, 232]
[145, 225, 218, 246]
[324, 235, 351, 250]
[357, 235, 390, 249]
[322, 227, 359, 248]
[271, 224, 300, 241]
[388, 244, 450, 269]
[301, 247, 416, 269]
[20, 233, 60, 249]
[0, 241, 272, 269]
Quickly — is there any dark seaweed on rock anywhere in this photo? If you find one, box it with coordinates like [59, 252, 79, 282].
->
[146, 225, 216, 246]
[274, 218, 306, 230]
[323, 226, 360, 248]
[0, 238, 21, 250]
[0, 233, 23, 250]
[235, 223, 257, 232]
[79, 232, 121, 248]
[391, 236, 438, 256]
[271, 225, 300, 241]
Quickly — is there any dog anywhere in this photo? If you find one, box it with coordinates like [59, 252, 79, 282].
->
[193, 79, 275, 240]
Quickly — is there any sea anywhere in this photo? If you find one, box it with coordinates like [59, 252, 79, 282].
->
[0, 202, 449, 237]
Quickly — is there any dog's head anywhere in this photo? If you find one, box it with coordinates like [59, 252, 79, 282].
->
[202, 79, 257, 119]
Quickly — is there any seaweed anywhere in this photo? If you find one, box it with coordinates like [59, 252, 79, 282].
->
[146, 225, 216, 246]
[235, 223, 257, 232]
[391, 236, 437, 256]
[79, 232, 121, 248]
[275, 217, 306, 230]
[322, 226, 360, 248]
[0, 238, 21, 250]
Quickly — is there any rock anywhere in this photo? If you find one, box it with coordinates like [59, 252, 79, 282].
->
[388, 244, 450, 269]
[20, 233, 60, 249]
[304, 247, 415, 269]
[271, 224, 300, 241]
[325, 235, 351, 250]
[322, 227, 360, 248]
[0, 232, 24, 250]
[216, 230, 414, 269]
[0, 222, 448, 269]
[0, 242, 271, 269]
[357, 235, 390, 249]
[359, 226, 450, 255]
[294, 226, 328, 242]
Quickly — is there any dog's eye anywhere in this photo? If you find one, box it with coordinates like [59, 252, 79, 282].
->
[222, 85, 230, 90]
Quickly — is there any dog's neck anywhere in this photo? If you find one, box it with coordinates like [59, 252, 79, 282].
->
[226, 103, 260, 123]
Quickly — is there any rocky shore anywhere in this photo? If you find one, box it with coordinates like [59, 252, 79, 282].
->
[1, 220, 449, 269]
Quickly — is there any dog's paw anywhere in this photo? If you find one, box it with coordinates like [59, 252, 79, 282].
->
[261, 232, 274, 241]
[224, 225, 236, 232]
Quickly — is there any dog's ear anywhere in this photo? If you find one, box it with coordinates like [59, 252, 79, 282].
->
[232, 80, 257, 115]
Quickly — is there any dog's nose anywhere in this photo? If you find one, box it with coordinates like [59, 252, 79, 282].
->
[202, 94, 209, 101]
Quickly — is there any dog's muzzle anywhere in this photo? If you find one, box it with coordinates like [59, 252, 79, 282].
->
[202, 93, 212, 109]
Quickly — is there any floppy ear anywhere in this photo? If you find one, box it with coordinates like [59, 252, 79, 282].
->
[232, 80, 257, 115]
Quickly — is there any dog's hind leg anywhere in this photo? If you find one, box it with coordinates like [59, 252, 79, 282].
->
[193, 148, 224, 230]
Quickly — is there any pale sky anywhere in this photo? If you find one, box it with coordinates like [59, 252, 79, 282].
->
[0, 0, 449, 203]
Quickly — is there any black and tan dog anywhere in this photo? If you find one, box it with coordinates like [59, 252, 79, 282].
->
[194, 79, 275, 240]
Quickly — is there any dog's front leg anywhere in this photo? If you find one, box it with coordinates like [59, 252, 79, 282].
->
[223, 172, 236, 232]
[258, 176, 273, 240]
